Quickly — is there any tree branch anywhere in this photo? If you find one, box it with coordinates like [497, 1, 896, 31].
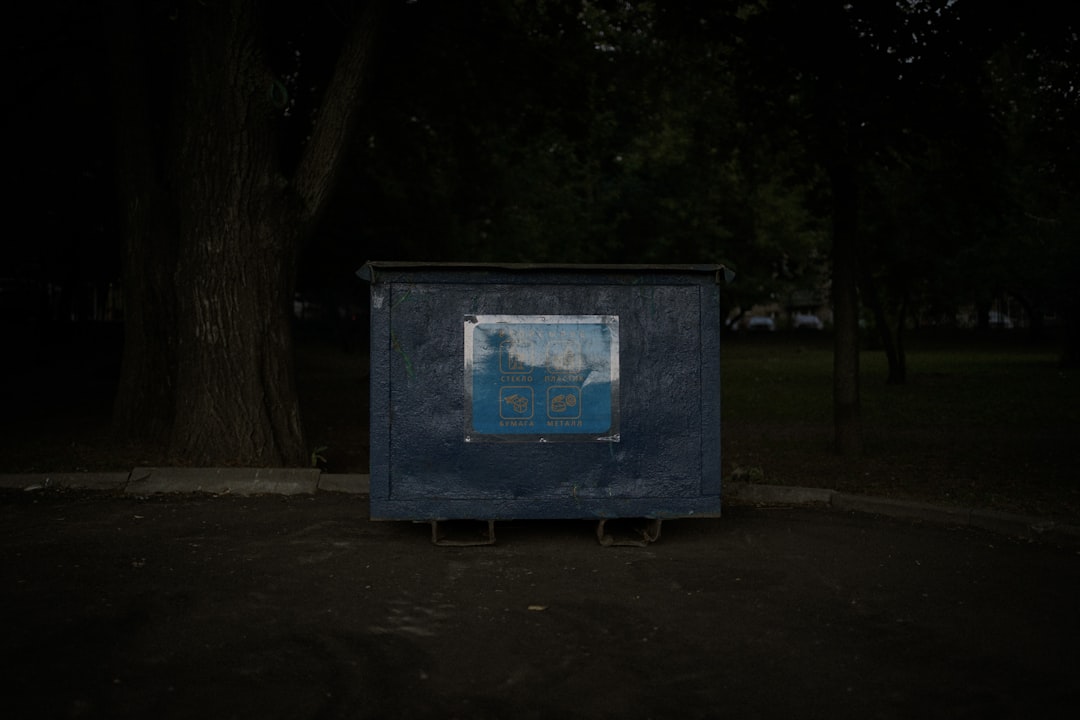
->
[292, 0, 387, 227]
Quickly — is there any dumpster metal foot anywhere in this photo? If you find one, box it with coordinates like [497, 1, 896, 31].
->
[430, 519, 497, 546]
[596, 518, 662, 547]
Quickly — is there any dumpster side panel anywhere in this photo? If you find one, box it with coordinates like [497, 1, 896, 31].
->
[367, 268, 721, 520]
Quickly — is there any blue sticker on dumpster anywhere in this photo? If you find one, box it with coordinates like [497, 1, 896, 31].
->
[464, 315, 620, 442]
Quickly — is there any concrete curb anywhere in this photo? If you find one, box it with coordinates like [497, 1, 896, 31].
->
[316, 473, 371, 495]
[727, 482, 1080, 547]
[2, 472, 1076, 546]
[0, 469, 372, 498]
[726, 483, 835, 506]
[126, 467, 324, 496]
[0, 472, 131, 492]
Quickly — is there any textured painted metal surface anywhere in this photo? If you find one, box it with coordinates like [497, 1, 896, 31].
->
[359, 263, 723, 521]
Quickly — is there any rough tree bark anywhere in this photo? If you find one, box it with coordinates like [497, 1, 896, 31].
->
[111, 0, 384, 466]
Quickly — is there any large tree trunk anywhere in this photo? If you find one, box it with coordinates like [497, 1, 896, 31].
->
[167, 0, 305, 466]
[169, 212, 305, 466]
[169, 185, 305, 466]
[830, 159, 862, 456]
[108, 0, 383, 466]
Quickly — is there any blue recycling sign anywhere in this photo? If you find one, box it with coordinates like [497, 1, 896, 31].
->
[464, 315, 620, 442]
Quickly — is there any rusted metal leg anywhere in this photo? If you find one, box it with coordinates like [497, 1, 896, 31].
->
[596, 517, 663, 547]
[430, 519, 497, 546]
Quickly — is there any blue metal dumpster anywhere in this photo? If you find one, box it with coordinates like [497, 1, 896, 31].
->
[357, 262, 724, 529]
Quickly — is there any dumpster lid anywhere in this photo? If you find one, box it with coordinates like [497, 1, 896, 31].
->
[357, 261, 733, 284]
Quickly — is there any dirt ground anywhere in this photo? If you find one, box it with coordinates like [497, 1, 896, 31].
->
[2, 488, 1078, 719]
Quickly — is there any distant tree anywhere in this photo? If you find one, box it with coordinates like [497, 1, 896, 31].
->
[736, 0, 889, 455]
[851, 0, 1001, 384]
[342, 0, 757, 269]
[108, 0, 385, 465]
[854, 0, 1080, 375]
[731, 0, 1074, 443]
[978, 5, 1080, 363]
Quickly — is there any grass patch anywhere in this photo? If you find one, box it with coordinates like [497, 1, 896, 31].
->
[721, 332, 1080, 519]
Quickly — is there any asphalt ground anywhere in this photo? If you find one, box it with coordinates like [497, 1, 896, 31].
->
[2, 477, 1079, 719]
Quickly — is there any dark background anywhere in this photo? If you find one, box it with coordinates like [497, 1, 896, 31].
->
[3, 1, 1078, 481]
